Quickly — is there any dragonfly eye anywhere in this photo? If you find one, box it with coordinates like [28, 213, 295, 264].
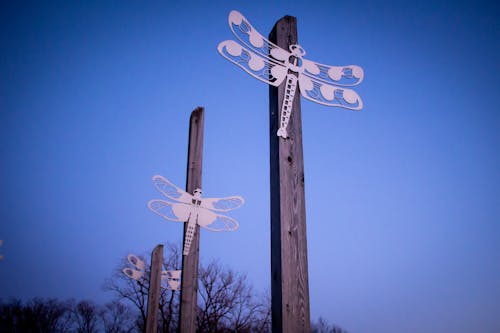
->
[289, 44, 306, 57]
[193, 188, 202, 199]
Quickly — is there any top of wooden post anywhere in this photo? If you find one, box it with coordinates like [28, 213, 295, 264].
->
[269, 15, 298, 47]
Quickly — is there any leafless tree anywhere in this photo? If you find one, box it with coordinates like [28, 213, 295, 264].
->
[0, 298, 22, 332]
[311, 316, 349, 333]
[103, 242, 181, 332]
[252, 290, 271, 333]
[0, 298, 73, 332]
[104, 243, 272, 332]
[103, 254, 150, 331]
[197, 260, 270, 332]
[28, 298, 73, 333]
[70, 300, 100, 333]
[99, 300, 136, 333]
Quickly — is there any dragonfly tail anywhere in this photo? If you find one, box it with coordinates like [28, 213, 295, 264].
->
[183, 221, 197, 256]
[277, 127, 288, 138]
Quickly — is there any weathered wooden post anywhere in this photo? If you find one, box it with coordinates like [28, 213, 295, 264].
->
[148, 107, 241, 331]
[146, 244, 164, 333]
[217, 10, 364, 332]
[179, 107, 204, 333]
[269, 16, 311, 333]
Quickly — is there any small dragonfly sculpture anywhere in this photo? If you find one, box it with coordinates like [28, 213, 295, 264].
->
[148, 175, 244, 256]
[218, 10, 364, 138]
[123, 254, 181, 290]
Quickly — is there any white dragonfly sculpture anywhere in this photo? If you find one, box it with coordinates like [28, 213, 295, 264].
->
[148, 175, 244, 256]
[123, 254, 181, 290]
[218, 10, 364, 138]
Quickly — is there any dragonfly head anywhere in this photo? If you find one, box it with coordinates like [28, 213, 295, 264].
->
[289, 44, 306, 57]
[193, 188, 202, 199]
[287, 44, 306, 72]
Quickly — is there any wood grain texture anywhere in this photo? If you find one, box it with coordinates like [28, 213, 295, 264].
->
[146, 244, 164, 333]
[269, 16, 311, 333]
[179, 107, 204, 333]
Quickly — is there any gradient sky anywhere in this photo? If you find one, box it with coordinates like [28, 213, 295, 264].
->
[1, 1, 499, 332]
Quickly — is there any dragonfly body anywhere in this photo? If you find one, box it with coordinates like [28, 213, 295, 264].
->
[168, 199, 199, 255]
[181, 193, 202, 256]
[218, 10, 364, 138]
[278, 73, 298, 138]
[148, 175, 244, 256]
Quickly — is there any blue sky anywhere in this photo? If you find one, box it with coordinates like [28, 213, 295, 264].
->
[1, 1, 499, 332]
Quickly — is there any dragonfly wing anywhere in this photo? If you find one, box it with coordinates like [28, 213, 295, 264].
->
[152, 175, 193, 204]
[197, 209, 239, 232]
[148, 200, 191, 222]
[123, 267, 144, 281]
[127, 254, 145, 271]
[302, 59, 364, 87]
[200, 196, 244, 212]
[228, 10, 290, 65]
[218, 40, 287, 87]
[298, 74, 363, 110]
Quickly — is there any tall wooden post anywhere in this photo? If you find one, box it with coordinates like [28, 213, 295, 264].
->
[179, 107, 204, 333]
[146, 244, 164, 333]
[269, 16, 311, 332]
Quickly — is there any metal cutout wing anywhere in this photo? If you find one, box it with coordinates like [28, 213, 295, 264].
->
[122, 254, 146, 281]
[201, 196, 244, 212]
[218, 10, 293, 87]
[218, 40, 288, 87]
[302, 60, 364, 87]
[299, 59, 364, 109]
[227, 10, 289, 65]
[298, 75, 363, 109]
[152, 175, 193, 204]
[197, 211, 239, 232]
[147, 200, 191, 223]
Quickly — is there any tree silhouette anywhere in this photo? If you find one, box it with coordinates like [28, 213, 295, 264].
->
[197, 260, 270, 332]
[103, 242, 181, 332]
[0, 244, 347, 333]
[99, 300, 135, 333]
[0, 298, 72, 332]
[104, 243, 270, 332]
[71, 300, 99, 333]
[311, 316, 349, 333]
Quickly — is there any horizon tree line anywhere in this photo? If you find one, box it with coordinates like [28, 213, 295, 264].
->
[0, 243, 347, 332]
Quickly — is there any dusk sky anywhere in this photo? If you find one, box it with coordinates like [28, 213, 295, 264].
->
[1, 1, 499, 332]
